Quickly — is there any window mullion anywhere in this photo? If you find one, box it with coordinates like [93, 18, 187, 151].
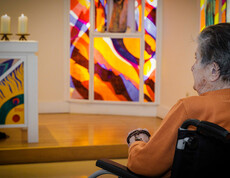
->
[89, 0, 95, 101]
[139, 0, 145, 103]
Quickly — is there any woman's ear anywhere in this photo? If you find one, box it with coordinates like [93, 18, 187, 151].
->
[210, 62, 220, 82]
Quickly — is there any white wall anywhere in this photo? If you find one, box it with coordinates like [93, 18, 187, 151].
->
[0, 0, 200, 118]
[158, 0, 200, 117]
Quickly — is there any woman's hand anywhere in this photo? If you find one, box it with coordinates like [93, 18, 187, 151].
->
[127, 128, 151, 147]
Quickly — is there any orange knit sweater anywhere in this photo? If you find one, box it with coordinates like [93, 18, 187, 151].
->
[127, 89, 230, 177]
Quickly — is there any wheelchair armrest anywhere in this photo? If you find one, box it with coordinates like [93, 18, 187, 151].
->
[96, 158, 145, 178]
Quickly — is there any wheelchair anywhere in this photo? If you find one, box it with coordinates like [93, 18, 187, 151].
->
[89, 119, 230, 178]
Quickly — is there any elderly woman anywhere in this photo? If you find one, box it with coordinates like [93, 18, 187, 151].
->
[127, 23, 230, 177]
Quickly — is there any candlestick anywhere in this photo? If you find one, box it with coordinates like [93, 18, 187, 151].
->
[0, 33, 12, 41]
[16, 33, 30, 41]
[18, 14, 28, 34]
[1, 14, 11, 34]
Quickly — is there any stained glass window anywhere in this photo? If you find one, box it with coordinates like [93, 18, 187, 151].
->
[70, 0, 157, 103]
[200, 0, 229, 30]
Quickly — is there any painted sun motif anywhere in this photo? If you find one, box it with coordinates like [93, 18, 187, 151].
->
[0, 59, 24, 125]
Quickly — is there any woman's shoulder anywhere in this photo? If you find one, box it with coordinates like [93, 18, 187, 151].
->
[179, 95, 214, 117]
[181, 95, 202, 101]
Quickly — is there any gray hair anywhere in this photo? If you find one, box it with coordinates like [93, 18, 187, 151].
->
[198, 23, 230, 82]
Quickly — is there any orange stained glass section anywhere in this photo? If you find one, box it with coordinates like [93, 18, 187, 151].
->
[94, 37, 140, 101]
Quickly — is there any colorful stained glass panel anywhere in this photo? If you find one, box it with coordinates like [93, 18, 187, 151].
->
[221, 0, 227, 22]
[94, 37, 140, 101]
[144, 0, 157, 102]
[70, 0, 90, 99]
[135, 0, 142, 32]
[200, 0, 228, 30]
[95, 0, 107, 32]
[94, 0, 142, 33]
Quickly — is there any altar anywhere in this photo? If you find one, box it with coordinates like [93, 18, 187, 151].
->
[0, 41, 38, 143]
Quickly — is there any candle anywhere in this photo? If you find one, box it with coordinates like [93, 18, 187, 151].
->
[18, 14, 28, 34]
[1, 14, 11, 34]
